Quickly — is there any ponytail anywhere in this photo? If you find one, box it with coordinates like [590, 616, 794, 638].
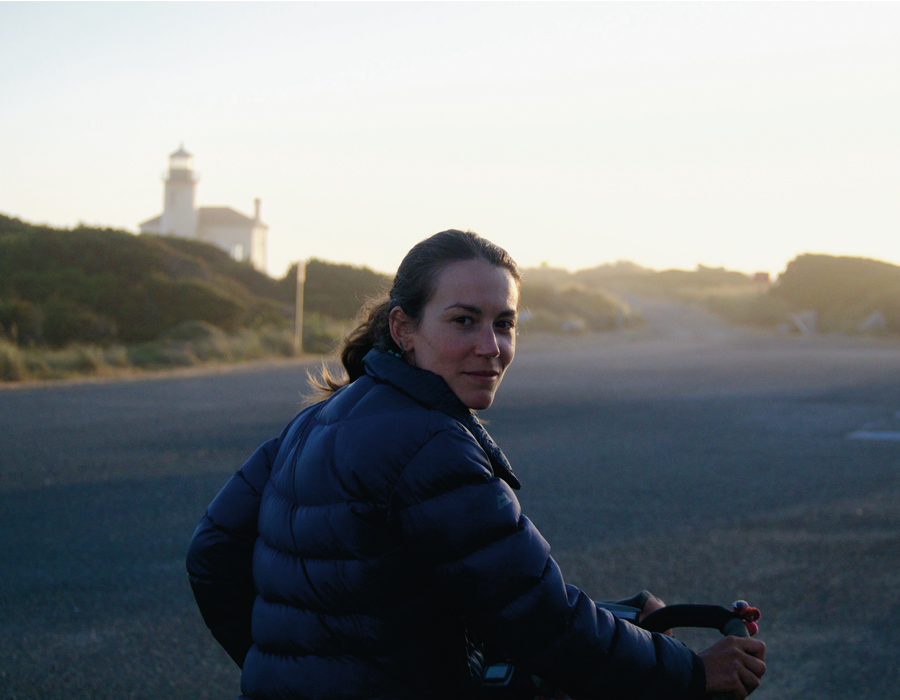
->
[340, 297, 397, 382]
[307, 296, 401, 399]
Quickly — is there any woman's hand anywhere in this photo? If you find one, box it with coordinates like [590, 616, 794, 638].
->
[700, 636, 767, 699]
[637, 593, 672, 636]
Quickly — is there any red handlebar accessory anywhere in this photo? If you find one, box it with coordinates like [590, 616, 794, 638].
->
[732, 600, 761, 636]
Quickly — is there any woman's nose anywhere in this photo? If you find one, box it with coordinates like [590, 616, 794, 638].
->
[476, 327, 500, 356]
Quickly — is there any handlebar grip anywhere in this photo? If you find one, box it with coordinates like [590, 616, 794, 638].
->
[639, 604, 753, 637]
[711, 618, 753, 700]
[722, 617, 750, 638]
[639, 604, 736, 634]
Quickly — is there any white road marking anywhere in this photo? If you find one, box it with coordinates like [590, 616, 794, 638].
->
[847, 431, 900, 441]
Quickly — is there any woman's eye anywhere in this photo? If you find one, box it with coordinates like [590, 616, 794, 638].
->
[496, 319, 515, 331]
[454, 316, 473, 326]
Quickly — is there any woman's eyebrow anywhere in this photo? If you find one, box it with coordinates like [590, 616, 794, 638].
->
[444, 304, 517, 317]
[444, 303, 482, 314]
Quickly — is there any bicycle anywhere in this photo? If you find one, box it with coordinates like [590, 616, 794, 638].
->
[476, 596, 762, 699]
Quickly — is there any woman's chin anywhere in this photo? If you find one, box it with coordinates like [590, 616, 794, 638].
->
[461, 390, 496, 411]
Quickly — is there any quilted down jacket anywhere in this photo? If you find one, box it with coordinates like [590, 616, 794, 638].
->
[187, 350, 705, 700]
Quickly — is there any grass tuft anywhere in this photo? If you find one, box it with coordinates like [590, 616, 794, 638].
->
[0, 340, 28, 381]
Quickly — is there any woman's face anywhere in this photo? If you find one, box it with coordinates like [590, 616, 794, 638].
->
[392, 259, 518, 410]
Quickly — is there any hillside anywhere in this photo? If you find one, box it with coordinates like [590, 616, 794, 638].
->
[675, 253, 900, 335]
[524, 261, 757, 298]
[524, 255, 900, 336]
[7, 213, 895, 383]
[770, 254, 900, 333]
[0, 215, 388, 350]
[0, 214, 650, 352]
[519, 261, 758, 333]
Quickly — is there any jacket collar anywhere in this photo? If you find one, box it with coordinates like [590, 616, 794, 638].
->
[364, 350, 520, 490]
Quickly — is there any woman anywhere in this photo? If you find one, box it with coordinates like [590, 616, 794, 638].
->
[187, 230, 765, 700]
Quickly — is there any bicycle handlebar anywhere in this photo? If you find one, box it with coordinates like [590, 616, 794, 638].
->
[638, 604, 751, 637]
[480, 600, 760, 698]
[638, 603, 757, 700]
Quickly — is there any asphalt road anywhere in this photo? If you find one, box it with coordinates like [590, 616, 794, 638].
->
[1, 300, 899, 699]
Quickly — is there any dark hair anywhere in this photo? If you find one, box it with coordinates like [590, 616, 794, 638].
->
[310, 229, 520, 397]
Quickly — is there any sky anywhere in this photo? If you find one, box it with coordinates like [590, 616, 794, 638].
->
[2, 2, 900, 279]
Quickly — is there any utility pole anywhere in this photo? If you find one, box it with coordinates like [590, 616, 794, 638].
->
[294, 260, 306, 355]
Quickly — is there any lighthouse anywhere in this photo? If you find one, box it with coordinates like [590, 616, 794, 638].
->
[159, 144, 199, 238]
[139, 145, 269, 272]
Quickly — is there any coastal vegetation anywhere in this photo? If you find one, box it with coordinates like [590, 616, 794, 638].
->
[528, 254, 900, 336]
[3, 213, 899, 382]
[0, 215, 636, 381]
[0, 215, 387, 381]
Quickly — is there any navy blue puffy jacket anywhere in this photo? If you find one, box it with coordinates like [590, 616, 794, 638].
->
[187, 350, 705, 699]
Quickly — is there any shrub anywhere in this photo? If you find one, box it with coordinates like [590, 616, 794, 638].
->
[192, 335, 234, 362]
[298, 260, 391, 320]
[42, 299, 117, 347]
[229, 330, 265, 361]
[127, 342, 198, 368]
[161, 322, 233, 361]
[704, 292, 795, 328]
[258, 327, 297, 357]
[0, 340, 27, 381]
[154, 344, 200, 367]
[22, 352, 50, 378]
[162, 320, 226, 343]
[154, 236, 286, 300]
[245, 299, 292, 329]
[0, 215, 394, 350]
[43, 344, 108, 375]
[520, 284, 632, 332]
[567, 262, 752, 299]
[302, 312, 351, 354]
[117, 276, 245, 341]
[0, 298, 43, 345]
[103, 345, 129, 367]
[773, 255, 900, 333]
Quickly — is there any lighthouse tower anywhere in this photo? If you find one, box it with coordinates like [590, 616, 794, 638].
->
[159, 143, 198, 238]
[139, 146, 269, 271]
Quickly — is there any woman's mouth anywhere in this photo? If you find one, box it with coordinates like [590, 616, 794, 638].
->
[465, 371, 500, 382]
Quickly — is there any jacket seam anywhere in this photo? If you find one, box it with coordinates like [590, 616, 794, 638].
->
[256, 536, 384, 563]
[385, 416, 461, 518]
[204, 509, 260, 537]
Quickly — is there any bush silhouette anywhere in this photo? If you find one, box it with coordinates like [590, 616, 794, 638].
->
[0, 214, 392, 349]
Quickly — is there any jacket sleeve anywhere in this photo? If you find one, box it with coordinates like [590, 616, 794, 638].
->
[391, 423, 705, 700]
[185, 436, 280, 668]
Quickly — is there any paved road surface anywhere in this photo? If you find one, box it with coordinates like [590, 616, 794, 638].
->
[1, 300, 898, 699]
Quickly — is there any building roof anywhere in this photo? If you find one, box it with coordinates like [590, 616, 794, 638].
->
[198, 206, 267, 228]
[139, 214, 161, 227]
[138, 208, 268, 231]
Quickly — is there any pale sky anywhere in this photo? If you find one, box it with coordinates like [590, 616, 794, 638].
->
[2, 2, 899, 279]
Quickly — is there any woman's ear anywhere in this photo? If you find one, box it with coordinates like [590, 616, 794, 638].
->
[388, 306, 414, 353]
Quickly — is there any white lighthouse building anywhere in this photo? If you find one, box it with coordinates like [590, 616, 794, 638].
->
[139, 145, 268, 272]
